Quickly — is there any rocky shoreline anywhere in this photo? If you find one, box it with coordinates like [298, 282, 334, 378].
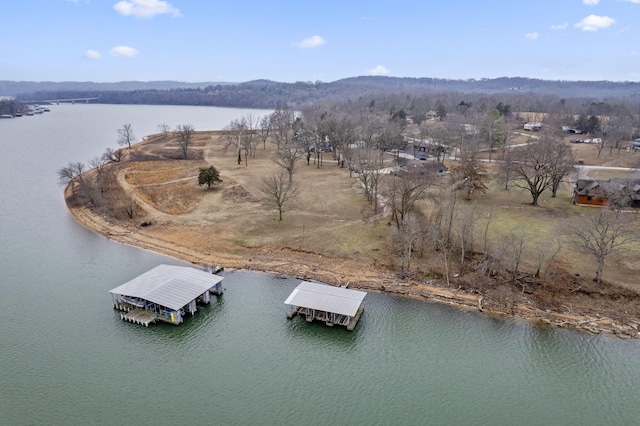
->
[66, 184, 639, 339]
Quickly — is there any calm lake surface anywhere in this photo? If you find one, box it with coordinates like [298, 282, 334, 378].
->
[1, 104, 639, 425]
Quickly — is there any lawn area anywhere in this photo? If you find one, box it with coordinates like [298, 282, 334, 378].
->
[109, 130, 640, 293]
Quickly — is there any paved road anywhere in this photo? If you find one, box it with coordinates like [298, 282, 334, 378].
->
[574, 165, 640, 179]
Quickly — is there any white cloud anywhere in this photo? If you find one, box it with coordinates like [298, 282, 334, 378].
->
[113, 0, 181, 18]
[85, 49, 101, 59]
[551, 23, 568, 30]
[583, 0, 600, 5]
[620, 0, 640, 3]
[293, 35, 326, 49]
[369, 65, 389, 76]
[575, 15, 615, 31]
[109, 45, 140, 57]
[525, 32, 539, 40]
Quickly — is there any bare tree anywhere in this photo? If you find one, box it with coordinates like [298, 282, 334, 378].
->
[89, 156, 108, 197]
[274, 141, 306, 181]
[479, 109, 504, 162]
[474, 207, 497, 277]
[419, 123, 452, 162]
[616, 104, 640, 155]
[353, 149, 384, 212]
[175, 124, 194, 159]
[428, 195, 455, 287]
[504, 231, 527, 289]
[481, 208, 495, 256]
[426, 189, 460, 286]
[454, 202, 478, 276]
[157, 123, 171, 138]
[57, 161, 84, 187]
[377, 119, 405, 163]
[224, 115, 259, 166]
[391, 213, 423, 273]
[260, 172, 298, 221]
[549, 141, 576, 198]
[532, 236, 561, 278]
[269, 107, 296, 148]
[299, 110, 332, 168]
[241, 114, 260, 160]
[354, 108, 384, 157]
[607, 181, 637, 211]
[324, 113, 356, 167]
[224, 118, 245, 164]
[594, 138, 607, 158]
[599, 109, 622, 157]
[498, 117, 515, 152]
[58, 161, 94, 204]
[115, 191, 136, 219]
[117, 123, 136, 149]
[103, 147, 123, 163]
[564, 209, 638, 284]
[387, 170, 432, 228]
[258, 115, 271, 149]
[499, 143, 516, 190]
[510, 136, 567, 206]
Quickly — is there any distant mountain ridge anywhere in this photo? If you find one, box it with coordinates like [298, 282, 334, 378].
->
[4, 76, 640, 108]
[0, 80, 233, 96]
[332, 76, 640, 97]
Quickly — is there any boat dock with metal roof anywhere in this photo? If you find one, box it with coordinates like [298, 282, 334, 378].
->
[284, 281, 366, 330]
[109, 264, 224, 326]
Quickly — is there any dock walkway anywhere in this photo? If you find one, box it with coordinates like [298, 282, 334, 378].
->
[121, 308, 156, 327]
[109, 264, 224, 326]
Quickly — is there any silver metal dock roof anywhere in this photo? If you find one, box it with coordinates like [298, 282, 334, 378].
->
[109, 264, 223, 311]
[284, 281, 366, 317]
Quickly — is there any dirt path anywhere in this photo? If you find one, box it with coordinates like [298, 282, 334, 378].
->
[66, 186, 640, 339]
[63, 133, 640, 339]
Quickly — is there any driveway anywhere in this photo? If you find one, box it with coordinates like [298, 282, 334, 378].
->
[574, 165, 640, 180]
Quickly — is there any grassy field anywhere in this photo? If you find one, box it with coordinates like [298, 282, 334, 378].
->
[100, 130, 640, 294]
[65, 128, 640, 335]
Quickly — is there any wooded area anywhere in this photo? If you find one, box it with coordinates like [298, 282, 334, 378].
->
[10, 75, 640, 110]
[56, 84, 640, 336]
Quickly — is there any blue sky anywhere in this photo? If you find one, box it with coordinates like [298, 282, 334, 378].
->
[2, 0, 639, 83]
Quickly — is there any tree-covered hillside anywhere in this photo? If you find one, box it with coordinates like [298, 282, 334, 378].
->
[7, 76, 640, 110]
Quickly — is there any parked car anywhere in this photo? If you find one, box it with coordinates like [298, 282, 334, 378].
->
[570, 139, 583, 143]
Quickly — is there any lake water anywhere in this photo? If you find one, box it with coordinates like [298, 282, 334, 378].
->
[1, 104, 639, 425]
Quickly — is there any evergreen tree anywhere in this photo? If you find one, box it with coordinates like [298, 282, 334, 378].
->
[198, 166, 222, 189]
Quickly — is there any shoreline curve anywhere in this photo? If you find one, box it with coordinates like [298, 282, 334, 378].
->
[65, 184, 639, 339]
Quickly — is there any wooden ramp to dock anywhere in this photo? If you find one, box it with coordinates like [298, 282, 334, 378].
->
[121, 308, 156, 327]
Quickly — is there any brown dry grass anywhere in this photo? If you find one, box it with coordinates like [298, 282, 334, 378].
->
[101, 131, 640, 291]
[100, 132, 387, 276]
[568, 136, 640, 168]
[69, 130, 640, 337]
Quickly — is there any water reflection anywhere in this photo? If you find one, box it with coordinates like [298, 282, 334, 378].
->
[3, 104, 640, 425]
[285, 316, 361, 349]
